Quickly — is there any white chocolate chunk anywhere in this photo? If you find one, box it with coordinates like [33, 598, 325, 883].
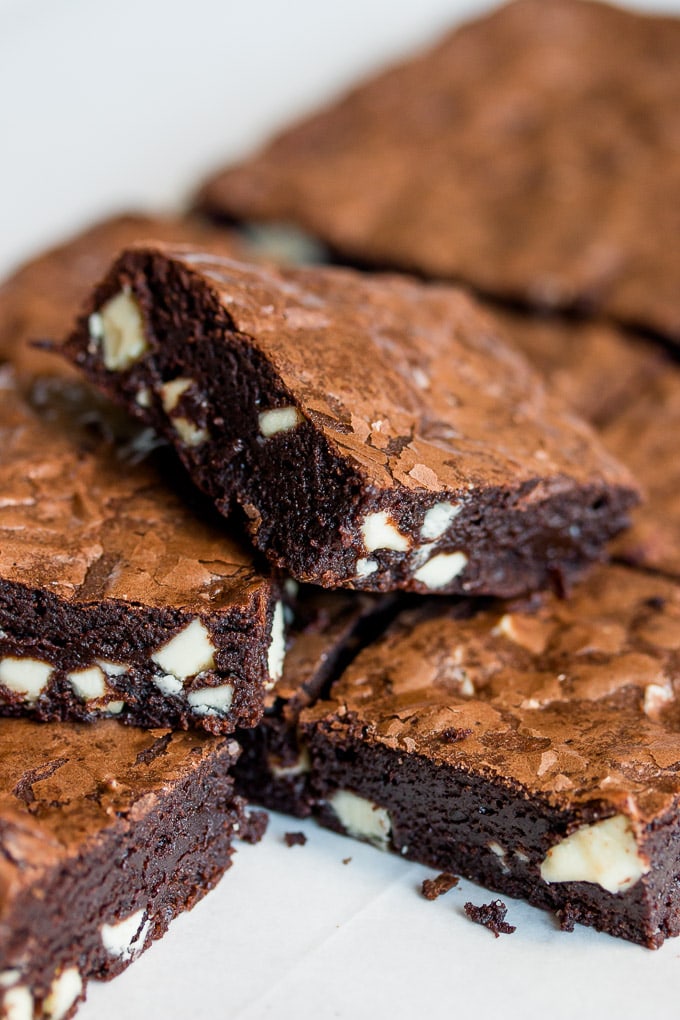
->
[153, 674, 184, 697]
[356, 557, 378, 578]
[172, 418, 209, 447]
[135, 387, 152, 408]
[643, 682, 674, 721]
[328, 790, 392, 850]
[95, 660, 129, 677]
[0, 657, 52, 702]
[3, 985, 32, 1020]
[187, 683, 234, 715]
[93, 290, 147, 371]
[269, 747, 311, 778]
[101, 909, 149, 962]
[152, 619, 216, 678]
[68, 666, 106, 701]
[159, 377, 193, 413]
[361, 511, 410, 553]
[43, 967, 82, 1020]
[488, 841, 506, 858]
[267, 601, 286, 682]
[413, 551, 468, 589]
[259, 406, 302, 437]
[0, 971, 21, 989]
[540, 815, 649, 894]
[105, 701, 125, 715]
[420, 501, 461, 540]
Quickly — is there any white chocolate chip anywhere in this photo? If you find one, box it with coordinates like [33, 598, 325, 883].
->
[643, 682, 674, 721]
[95, 660, 129, 677]
[3, 985, 33, 1020]
[488, 841, 510, 873]
[258, 406, 303, 437]
[413, 551, 468, 589]
[356, 558, 378, 578]
[135, 387, 152, 408]
[153, 674, 184, 697]
[540, 815, 649, 894]
[420, 501, 461, 541]
[328, 790, 392, 850]
[93, 290, 147, 371]
[172, 418, 209, 447]
[361, 511, 410, 553]
[0, 972, 21, 989]
[151, 619, 216, 678]
[101, 909, 149, 962]
[269, 748, 311, 778]
[187, 683, 234, 716]
[159, 377, 193, 413]
[0, 657, 52, 702]
[105, 701, 125, 715]
[43, 967, 82, 1020]
[267, 601, 286, 682]
[67, 666, 106, 701]
[514, 849, 530, 864]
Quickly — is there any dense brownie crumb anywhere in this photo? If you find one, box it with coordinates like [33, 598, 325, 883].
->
[422, 873, 460, 901]
[464, 900, 516, 938]
[241, 809, 269, 844]
[284, 831, 308, 847]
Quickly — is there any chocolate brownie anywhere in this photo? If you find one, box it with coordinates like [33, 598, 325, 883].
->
[0, 213, 246, 382]
[233, 588, 395, 816]
[0, 718, 256, 1020]
[197, 0, 680, 342]
[0, 367, 281, 733]
[301, 563, 680, 947]
[63, 244, 637, 597]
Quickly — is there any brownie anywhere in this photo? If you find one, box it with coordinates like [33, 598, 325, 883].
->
[0, 367, 281, 733]
[301, 563, 680, 947]
[196, 0, 680, 342]
[0, 717, 256, 1020]
[0, 213, 246, 381]
[63, 243, 637, 597]
[233, 587, 395, 816]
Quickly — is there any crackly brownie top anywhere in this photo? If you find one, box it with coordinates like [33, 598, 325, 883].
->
[0, 213, 246, 379]
[199, 0, 680, 340]
[306, 564, 680, 823]
[0, 719, 237, 883]
[0, 367, 268, 610]
[92, 244, 635, 500]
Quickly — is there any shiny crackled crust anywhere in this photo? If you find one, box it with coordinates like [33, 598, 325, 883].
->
[196, 0, 680, 342]
[0, 719, 253, 1020]
[0, 369, 278, 733]
[64, 243, 637, 597]
[301, 564, 680, 946]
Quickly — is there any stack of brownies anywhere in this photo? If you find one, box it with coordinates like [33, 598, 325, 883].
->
[2, 0, 680, 1015]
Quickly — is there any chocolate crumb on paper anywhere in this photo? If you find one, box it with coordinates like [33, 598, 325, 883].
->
[422, 873, 460, 900]
[464, 900, 516, 937]
[284, 831, 307, 847]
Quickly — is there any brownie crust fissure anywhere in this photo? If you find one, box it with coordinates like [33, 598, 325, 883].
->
[0, 369, 282, 734]
[301, 565, 680, 947]
[0, 720, 256, 1020]
[65, 245, 637, 598]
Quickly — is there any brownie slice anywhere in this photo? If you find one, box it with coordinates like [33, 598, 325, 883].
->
[0, 718, 257, 1020]
[196, 0, 680, 343]
[63, 244, 637, 597]
[0, 212, 247, 382]
[301, 563, 680, 947]
[234, 587, 395, 815]
[0, 367, 281, 733]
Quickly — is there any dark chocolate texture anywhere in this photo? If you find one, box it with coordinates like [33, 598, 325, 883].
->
[0, 719, 253, 1019]
[64, 244, 637, 597]
[301, 564, 680, 947]
[0, 368, 279, 733]
[197, 0, 680, 342]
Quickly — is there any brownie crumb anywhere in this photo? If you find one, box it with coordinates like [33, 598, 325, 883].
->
[440, 727, 473, 744]
[284, 831, 307, 847]
[342, 857, 352, 865]
[556, 904, 578, 932]
[240, 809, 269, 844]
[464, 900, 516, 937]
[422, 872, 459, 900]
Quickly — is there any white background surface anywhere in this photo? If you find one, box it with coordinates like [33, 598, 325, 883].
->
[2, 1, 680, 1018]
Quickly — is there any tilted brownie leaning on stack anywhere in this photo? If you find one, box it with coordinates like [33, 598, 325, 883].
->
[62, 244, 637, 598]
